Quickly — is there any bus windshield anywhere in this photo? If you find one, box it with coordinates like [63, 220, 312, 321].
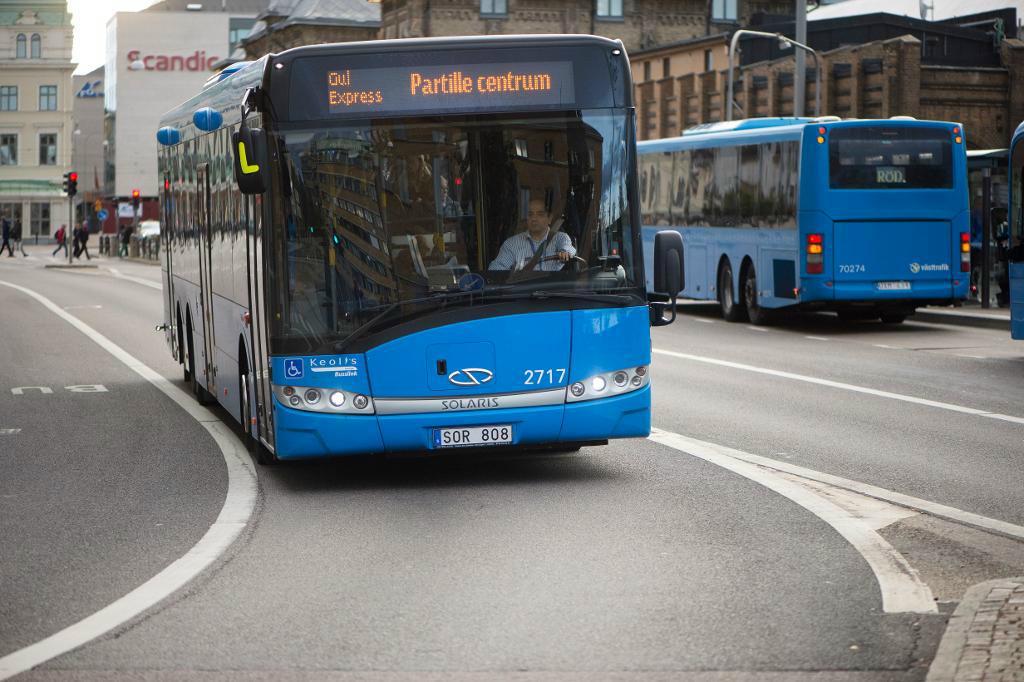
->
[268, 109, 640, 354]
[829, 126, 953, 190]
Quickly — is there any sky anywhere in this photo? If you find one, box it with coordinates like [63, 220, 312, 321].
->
[69, 0, 154, 75]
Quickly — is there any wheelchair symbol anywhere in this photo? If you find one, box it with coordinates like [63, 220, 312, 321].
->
[284, 359, 304, 379]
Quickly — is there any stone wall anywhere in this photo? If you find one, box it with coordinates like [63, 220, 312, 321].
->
[243, 23, 379, 59]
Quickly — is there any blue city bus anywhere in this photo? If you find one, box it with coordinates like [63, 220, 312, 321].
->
[638, 117, 970, 324]
[1008, 122, 1024, 340]
[155, 36, 682, 464]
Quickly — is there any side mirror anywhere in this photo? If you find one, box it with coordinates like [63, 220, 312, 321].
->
[650, 230, 684, 326]
[233, 125, 268, 195]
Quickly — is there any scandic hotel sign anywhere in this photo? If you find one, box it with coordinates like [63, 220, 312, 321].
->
[126, 49, 220, 72]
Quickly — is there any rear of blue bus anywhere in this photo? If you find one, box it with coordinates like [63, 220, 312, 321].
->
[261, 38, 653, 459]
[798, 120, 969, 316]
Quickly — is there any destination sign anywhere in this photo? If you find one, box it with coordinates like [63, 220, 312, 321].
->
[324, 61, 575, 115]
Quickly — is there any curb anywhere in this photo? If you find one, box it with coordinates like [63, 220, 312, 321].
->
[925, 576, 1024, 682]
[913, 309, 1011, 331]
[43, 263, 98, 270]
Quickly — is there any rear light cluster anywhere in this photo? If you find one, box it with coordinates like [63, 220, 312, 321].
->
[567, 365, 650, 403]
[960, 232, 970, 272]
[806, 233, 824, 274]
[273, 385, 374, 414]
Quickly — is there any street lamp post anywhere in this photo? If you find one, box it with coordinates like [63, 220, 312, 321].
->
[726, 29, 822, 122]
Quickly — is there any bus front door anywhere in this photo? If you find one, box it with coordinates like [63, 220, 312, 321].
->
[196, 164, 216, 396]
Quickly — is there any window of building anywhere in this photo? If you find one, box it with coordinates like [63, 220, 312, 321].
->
[712, 0, 738, 22]
[39, 133, 56, 165]
[39, 85, 57, 111]
[596, 0, 623, 18]
[663, 58, 671, 79]
[0, 135, 17, 165]
[30, 33, 40, 58]
[0, 86, 17, 111]
[229, 18, 256, 49]
[704, 49, 714, 72]
[643, 61, 651, 81]
[16, 34, 26, 58]
[480, 0, 507, 15]
[30, 202, 50, 237]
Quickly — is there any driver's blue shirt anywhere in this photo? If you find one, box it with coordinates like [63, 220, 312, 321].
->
[488, 229, 576, 271]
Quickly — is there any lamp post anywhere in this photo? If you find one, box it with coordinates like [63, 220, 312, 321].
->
[726, 29, 822, 122]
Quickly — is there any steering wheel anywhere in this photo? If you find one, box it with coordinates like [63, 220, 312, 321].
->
[536, 254, 588, 271]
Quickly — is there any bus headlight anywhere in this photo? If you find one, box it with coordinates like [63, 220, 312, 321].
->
[274, 385, 374, 414]
[566, 365, 651, 403]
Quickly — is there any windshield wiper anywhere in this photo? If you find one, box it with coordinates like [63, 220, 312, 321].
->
[527, 289, 637, 304]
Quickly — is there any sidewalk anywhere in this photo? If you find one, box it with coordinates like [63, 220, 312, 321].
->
[915, 303, 1012, 331]
[927, 576, 1024, 682]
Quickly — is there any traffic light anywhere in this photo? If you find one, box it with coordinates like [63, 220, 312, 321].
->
[131, 189, 140, 212]
[67, 171, 78, 197]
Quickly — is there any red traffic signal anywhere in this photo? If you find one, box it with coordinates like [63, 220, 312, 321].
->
[131, 189, 140, 199]
[131, 188, 141, 211]
[69, 172, 78, 182]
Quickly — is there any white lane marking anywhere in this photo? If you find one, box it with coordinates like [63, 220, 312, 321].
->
[691, 318, 715, 324]
[106, 267, 162, 291]
[652, 347, 1024, 426]
[658, 430, 1024, 543]
[873, 344, 897, 349]
[0, 428, 21, 435]
[805, 336, 829, 341]
[955, 354, 986, 360]
[650, 429, 936, 614]
[746, 326, 769, 332]
[63, 305, 102, 310]
[0, 280, 257, 681]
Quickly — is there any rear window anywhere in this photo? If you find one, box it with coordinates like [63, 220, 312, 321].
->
[828, 126, 953, 190]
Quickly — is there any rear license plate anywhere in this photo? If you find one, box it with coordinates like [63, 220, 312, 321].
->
[876, 281, 911, 291]
[432, 425, 513, 449]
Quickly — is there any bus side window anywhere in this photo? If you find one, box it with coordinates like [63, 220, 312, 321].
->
[739, 144, 759, 228]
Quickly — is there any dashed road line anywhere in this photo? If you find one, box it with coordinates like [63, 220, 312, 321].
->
[650, 428, 937, 614]
[652, 347, 1024, 426]
[106, 267, 162, 291]
[873, 344, 898, 349]
[0, 279, 257, 681]
[747, 326, 769, 332]
[805, 336, 829, 341]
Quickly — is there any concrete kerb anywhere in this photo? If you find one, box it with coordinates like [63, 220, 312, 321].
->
[925, 576, 1024, 682]
[913, 308, 1011, 331]
[43, 263, 98, 270]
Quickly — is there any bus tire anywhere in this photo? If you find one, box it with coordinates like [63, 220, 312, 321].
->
[178, 309, 189, 383]
[187, 321, 215, 405]
[879, 312, 907, 324]
[239, 364, 276, 466]
[743, 265, 773, 326]
[718, 261, 746, 322]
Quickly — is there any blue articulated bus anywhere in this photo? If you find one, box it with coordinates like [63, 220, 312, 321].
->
[638, 117, 970, 324]
[1009, 122, 1024, 340]
[155, 35, 683, 463]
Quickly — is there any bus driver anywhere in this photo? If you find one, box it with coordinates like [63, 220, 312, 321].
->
[489, 195, 576, 271]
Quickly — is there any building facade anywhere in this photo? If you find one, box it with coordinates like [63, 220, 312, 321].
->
[633, 11, 1024, 148]
[0, 0, 74, 241]
[72, 65, 103, 228]
[103, 2, 267, 232]
[241, 0, 380, 61]
[379, 0, 789, 52]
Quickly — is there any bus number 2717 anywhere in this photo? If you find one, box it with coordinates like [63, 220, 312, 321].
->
[524, 368, 567, 385]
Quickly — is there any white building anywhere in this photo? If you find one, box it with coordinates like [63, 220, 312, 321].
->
[0, 0, 75, 240]
[103, 1, 265, 228]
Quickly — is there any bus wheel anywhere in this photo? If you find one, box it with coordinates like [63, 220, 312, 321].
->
[743, 266, 772, 326]
[718, 262, 747, 322]
[188, 327, 215, 405]
[879, 312, 907, 324]
[239, 367, 276, 466]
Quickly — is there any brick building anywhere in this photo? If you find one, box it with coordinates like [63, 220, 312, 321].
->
[633, 10, 1024, 149]
[379, 0, 790, 53]
[241, 0, 380, 60]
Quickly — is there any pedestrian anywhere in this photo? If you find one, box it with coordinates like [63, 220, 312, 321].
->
[0, 215, 11, 257]
[76, 221, 92, 260]
[52, 224, 67, 257]
[118, 225, 128, 258]
[12, 219, 27, 257]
